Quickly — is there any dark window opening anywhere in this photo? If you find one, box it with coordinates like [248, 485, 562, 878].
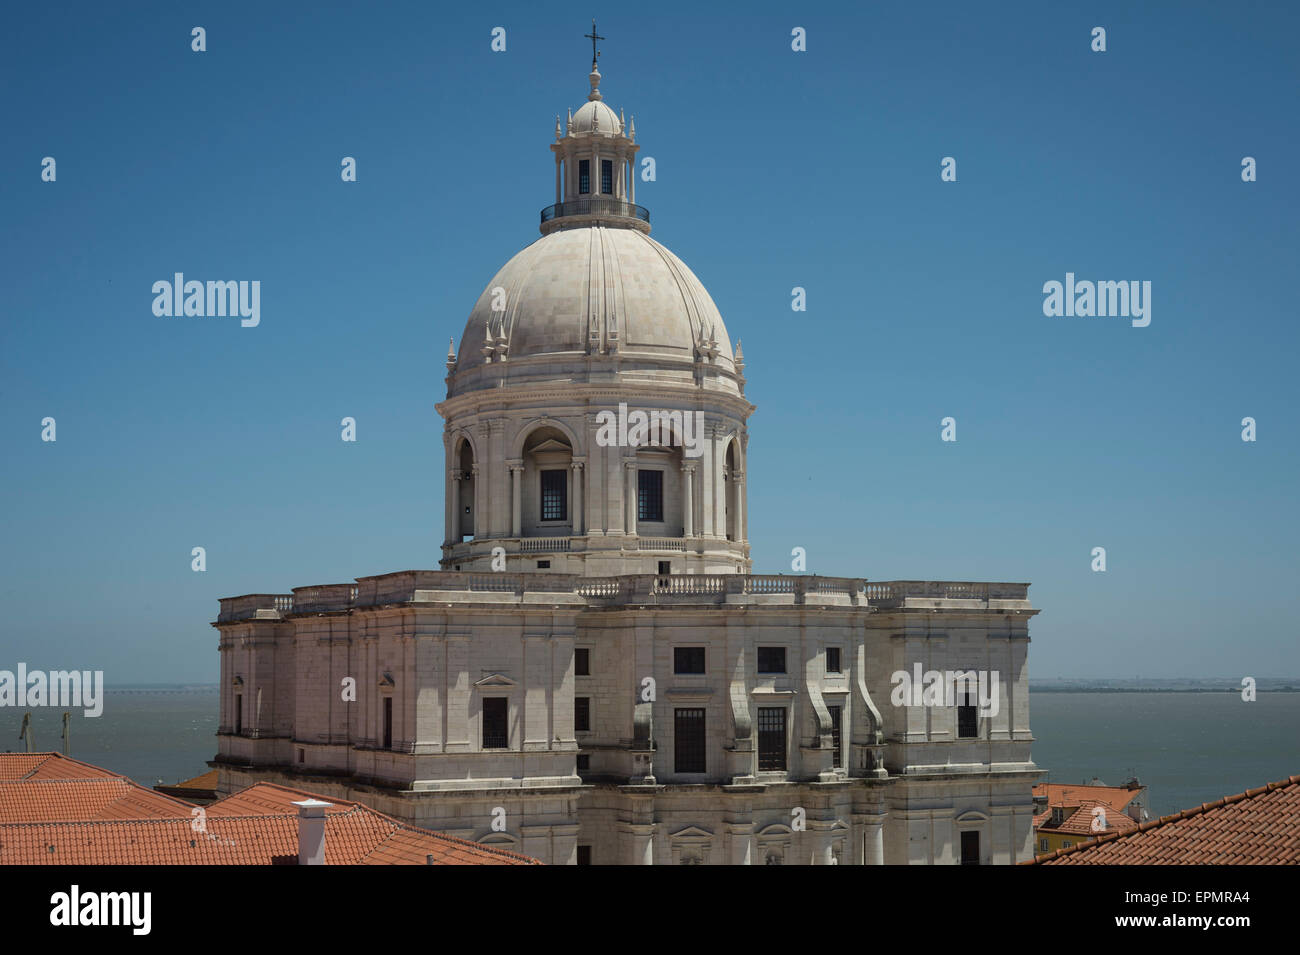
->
[674, 708, 706, 773]
[233, 694, 242, 735]
[483, 697, 508, 749]
[575, 696, 591, 732]
[658, 560, 672, 576]
[674, 647, 706, 674]
[828, 704, 842, 768]
[382, 696, 393, 749]
[577, 845, 593, 865]
[578, 159, 590, 195]
[757, 707, 786, 771]
[826, 647, 841, 673]
[577, 754, 590, 771]
[757, 646, 786, 674]
[537, 560, 550, 569]
[541, 469, 567, 521]
[961, 830, 980, 866]
[957, 687, 978, 739]
[575, 648, 590, 676]
[638, 470, 663, 522]
[601, 159, 613, 194]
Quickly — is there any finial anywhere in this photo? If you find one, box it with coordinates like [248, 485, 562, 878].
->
[567, 107, 574, 134]
[584, 19, 605, 101]
[619, 107, 625, 134]
[446, 338, 457, 371]
[629, 115, 636, 141]
[555, 115, 563, 141]
[735, 339, 744, 366]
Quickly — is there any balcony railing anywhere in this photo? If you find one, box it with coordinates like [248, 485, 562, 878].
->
[540, 198, 649, 226]
[216, 575, 1032, 621]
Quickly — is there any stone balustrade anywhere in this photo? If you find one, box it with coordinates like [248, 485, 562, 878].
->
[216, 574, 1030, 621]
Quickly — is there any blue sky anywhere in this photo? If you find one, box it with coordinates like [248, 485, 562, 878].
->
[2, 1, 1297, 682]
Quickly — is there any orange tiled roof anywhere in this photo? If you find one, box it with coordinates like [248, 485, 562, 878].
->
[0, 778, 196, 823]
[1033, 782, 1141, 812]
[1050, 799, 1140, 836]
[0, 759, 540, 865]
[168, 770, 219, 790]
[1030, 774, 1300, 865]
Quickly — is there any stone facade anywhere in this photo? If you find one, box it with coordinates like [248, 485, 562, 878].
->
[209, 52, 1042, 864]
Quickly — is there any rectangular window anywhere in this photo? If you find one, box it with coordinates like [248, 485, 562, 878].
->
[577, 845, 593, 865]
[1039, 838, 1048, 852]
[482, 697, 508, 749]
[657, 560, 672, 576]
[382, 697, 393, 749]
[757, 707, 786, 771]
[638, 469, 663, 522]
[826, 647, 841, 673]
[541, 469, 567, 521]
[577, 754, 590, 771]
[601, 159, 613, 194]
[575, 696, 591, 732]
[757, 646, 786, 674]
[960, 830, 980, 865]
[674, 708, 706, 773]
[578, 159, 590, 195]
[575, 647, 590, 676]
[828, 704, 842, 768]
[957, 687, 978, 738]
[674, 647, 706, 674]
[234, 694, 242, 735]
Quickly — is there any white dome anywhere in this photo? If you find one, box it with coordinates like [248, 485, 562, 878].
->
[450, 226, 738, 397]
[571, 99, 621, 135]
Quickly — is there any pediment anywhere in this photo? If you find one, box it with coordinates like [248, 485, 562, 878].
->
[954, 809, 990, 824]
[756, 823, 793, 837]
[474, 672, 517, 688]
[530, 438, 572, 453]
[669, 825, 714, 840]
[377, 673, 395, 688]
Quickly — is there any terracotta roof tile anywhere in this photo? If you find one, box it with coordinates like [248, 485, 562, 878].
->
[0, 759, 540, 865]
[1029, 774, 1300, 865]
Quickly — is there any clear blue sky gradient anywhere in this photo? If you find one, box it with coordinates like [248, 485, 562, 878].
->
[2, 2, 1297, 682]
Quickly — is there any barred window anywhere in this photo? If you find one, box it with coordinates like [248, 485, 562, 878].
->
[638, 469, 663, 522]
[826, 647, 841, 673]
[601, 159, 613, 194]
[575, 696, 591, 732]
[482, 697, 508, 749]
[757, 707, 786, 771]
[541, 469, 567, 521]
[674, 708, 706, 773]
[578, 159, 591, 195]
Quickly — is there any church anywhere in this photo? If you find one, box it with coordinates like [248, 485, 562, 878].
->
[210, 36, 1041, 864]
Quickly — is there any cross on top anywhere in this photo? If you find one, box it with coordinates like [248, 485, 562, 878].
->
[584, 19, 604, 69]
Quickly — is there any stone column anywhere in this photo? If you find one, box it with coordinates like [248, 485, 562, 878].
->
[624, 459, 638, 537]
[509, 462, 523, 538]
[681, 463, 694, 538]
[570, 460, 584, 536]
[628, 824, 654, 865]
[471, 464, 482, 539]
[448, 469, 460, 545]
[733, 469, 746, 543]
[555, 156, 561, 204]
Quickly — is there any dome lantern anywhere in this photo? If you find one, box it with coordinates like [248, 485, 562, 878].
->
[542, 22, 648, 236]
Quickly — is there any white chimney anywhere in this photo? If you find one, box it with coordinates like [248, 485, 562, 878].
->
[292, 798, 331, 865]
